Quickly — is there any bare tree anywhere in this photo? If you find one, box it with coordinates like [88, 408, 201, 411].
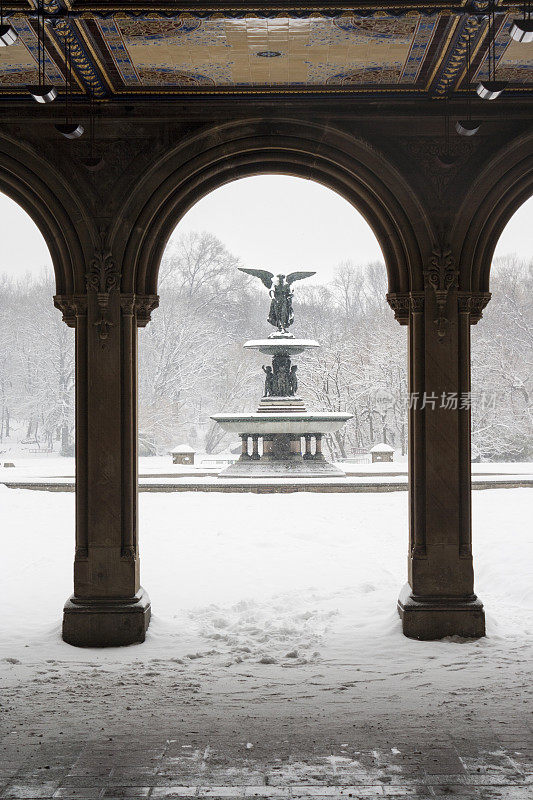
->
[1, 247, 530, 463]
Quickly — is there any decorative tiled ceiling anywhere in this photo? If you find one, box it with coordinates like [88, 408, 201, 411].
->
[0, 4, 532, 98]
[95, 15, 425, 87]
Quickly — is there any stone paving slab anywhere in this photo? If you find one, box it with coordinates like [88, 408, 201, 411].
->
[1, 774, 532, 799]
[1, 728, 532, 800]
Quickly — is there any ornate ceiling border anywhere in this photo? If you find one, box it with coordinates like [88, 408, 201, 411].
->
[3, 3, 520, 19]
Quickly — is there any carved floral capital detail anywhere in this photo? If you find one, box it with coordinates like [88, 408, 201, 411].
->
[423, 246, 459, 342]
[410, 292, 425, 313]
[54, 295, 88, 328]
[135, 295, 160, 327]
[386, 292, 424, 325]
[458, 291, 491, 323]
[86, 250, 120, 305]
[120, 294, 136, 317]
[386, 292, 410, 325]
[86, 230, 121, 341]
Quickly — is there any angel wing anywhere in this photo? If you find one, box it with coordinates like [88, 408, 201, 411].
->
[286, 271, 316, 285]
[238, 267, 275, 289]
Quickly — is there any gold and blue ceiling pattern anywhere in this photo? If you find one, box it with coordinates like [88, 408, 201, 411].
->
[0, 4, 532, 97]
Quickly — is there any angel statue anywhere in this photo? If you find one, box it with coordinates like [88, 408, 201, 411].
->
[238, 269, 316, 333]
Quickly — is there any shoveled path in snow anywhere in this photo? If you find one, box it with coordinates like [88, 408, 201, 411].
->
[0, 487, 531, 798]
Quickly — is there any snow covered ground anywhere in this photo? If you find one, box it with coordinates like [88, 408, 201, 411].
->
[1, 455, 532, 484]
[0, 485, 531, 673]
[1, 485, 532, 791]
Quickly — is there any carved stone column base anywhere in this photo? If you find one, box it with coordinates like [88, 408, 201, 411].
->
[397, 583, 485, 640]
[62, 588, 151, 647]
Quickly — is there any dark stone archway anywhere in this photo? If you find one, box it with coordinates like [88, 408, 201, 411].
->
[111, 119, 434, 298]
[454, 129, 533, 293]
[0, 131, 89, 297]
[1, 108, 532, 645]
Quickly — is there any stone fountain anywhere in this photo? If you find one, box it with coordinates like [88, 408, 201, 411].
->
[211, 269, 352, 478]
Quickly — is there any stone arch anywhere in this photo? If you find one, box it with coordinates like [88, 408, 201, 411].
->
[455, 129, 533, 293]
[0, 132, 92, 295]
[113, 119, 433, 297]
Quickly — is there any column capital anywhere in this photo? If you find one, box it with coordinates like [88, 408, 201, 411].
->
[386, 292, 425, 325]
[54, 295, 88, 328]
[134, 294, 160, 327]
[120, 294, 136, 317]
[386, 292, 410, 325]
[410, 292, 425, 313]
[457, 291, 492, 324]
[55, 293, 159, 329]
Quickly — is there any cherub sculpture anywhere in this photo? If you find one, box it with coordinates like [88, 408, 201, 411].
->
[289, 364, 298, 396]
[238, 269, 316, 333]
[262, 365, 275, 397]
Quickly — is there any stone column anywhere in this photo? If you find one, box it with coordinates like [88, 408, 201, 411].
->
[55, 261, 158, 647]
[240, 434, 251, 459]
[303, 434, 312, 460]
[314, 434, 325, 461]
[289, 436, 302, 458]
[262, 436, 274, 460]
[387, 251, 490, 640]
[251, 435, 260, 460]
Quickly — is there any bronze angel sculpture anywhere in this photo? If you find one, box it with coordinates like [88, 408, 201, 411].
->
[238, 269, 316, 333]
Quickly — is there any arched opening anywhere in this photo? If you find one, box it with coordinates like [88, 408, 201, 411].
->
[0, 190, 75, 647]
[117, 119, 431, 297]
[470, 194, 533, 656]
[137, 174, 410, 660]
[0, 191, 74, 454]
[138, 175, 396, 454]
[471, 195, 533, 463]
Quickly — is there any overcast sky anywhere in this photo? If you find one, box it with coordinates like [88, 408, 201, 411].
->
[0, 175, 531, 285]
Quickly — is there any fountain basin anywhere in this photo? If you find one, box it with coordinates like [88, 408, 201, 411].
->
[211, 412, 352, 436]
[244, 338, 319, 356]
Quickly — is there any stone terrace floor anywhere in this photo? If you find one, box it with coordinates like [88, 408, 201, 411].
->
[1, 716, 532, 800]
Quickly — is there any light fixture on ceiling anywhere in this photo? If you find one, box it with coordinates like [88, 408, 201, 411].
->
[0, 24, 18, 47]
[56, 122, 84, 138]
[27, 85, 57, 103]
[476, 81, 507, 100]
[510, 20, 533, 41]
[27, 0, 56, 102]
[0, 1, 17, 46]
[510, 2, 533, 42]
[455, 120, 481, 136]
[55, 24, 84, 138]
[456, 32, 481, 136]
[476, 11, 507, 100]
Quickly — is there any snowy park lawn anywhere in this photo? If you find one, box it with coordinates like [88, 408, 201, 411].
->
[0, 486, 531, 678]
[2, 455, 533, 481]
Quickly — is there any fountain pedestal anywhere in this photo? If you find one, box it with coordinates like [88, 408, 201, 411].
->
[211, 337, 352, 478]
